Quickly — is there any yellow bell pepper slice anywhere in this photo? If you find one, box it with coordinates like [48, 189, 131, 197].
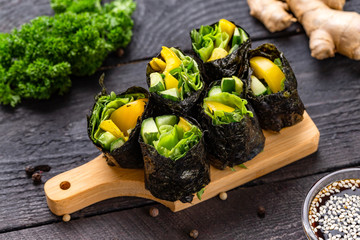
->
[149, 58, 161, 71]
[149, 58, 166, 72]
[178, 117, 192, 132]
[219, 19, 236, 39]
[205, 101, 235, 113]
[250, 56, 285, 93]
[110, 98, 148, 135]
[154, 58, 166, 71]
[164, 72, 179, 90]
[161, 46, 181, 73]
[207, 48, 228, 62]
[99, 120, 125, 139]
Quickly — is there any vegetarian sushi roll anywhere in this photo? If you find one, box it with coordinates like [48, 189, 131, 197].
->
[139, 115, 210, 202]
[190, 19, 251, 84]
[146, 46, 204, 115]
[200, 77, 265, 170]
[245, 43, 305, 132]
[88, 86, 151, 168]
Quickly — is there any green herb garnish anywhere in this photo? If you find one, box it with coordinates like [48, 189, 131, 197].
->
[0, 0, 136, 107]
[197, 187, 206, 200]
[230, 164, 248, 171]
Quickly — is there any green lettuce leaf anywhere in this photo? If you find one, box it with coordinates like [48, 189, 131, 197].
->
[166, 48, 203, 100]
[203, 92, 253, 125]
[190, 23, 230, 62]
[146, 117, 202, 161]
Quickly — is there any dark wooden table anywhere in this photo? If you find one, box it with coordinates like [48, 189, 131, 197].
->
[0, 0, 359, 239]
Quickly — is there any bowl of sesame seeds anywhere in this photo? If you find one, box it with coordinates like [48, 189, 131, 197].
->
[302, 168, 360, 240]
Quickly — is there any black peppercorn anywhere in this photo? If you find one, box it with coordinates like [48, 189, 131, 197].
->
[25, 165, 35, 177]
[117, 48, 124, 57]
[32, 172, 42, 184]
[257, 206, 266, 218]
[149, 207, 159, 217]
[189, 229, 199, 239]
[34, 165, 51, 172]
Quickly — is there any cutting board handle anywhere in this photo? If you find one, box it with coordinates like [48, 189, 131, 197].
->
[44, 154, 168, 216]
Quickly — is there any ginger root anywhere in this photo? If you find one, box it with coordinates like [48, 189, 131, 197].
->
[247, 0, 296, 32]
[247, 0, 360, 60]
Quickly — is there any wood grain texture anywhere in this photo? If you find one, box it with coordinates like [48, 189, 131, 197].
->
[0, 0, 53, 32]
[1, 0, 359, 65]
[1, 172, 329, 240]
[0, 33, 359, 233]
[0, 0, 359, 237]
[44, 112, 318, 215]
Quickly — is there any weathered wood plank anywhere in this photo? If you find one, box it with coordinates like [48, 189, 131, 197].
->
[0, 32, 359, 232]
[0, 0, 53, 31]
[1, 172, 329, 239]
[0, 31, 360, 231]
[0, 0, 360, 234]
[106, 0, 360, 64]
[0, 65, 150, 232]
[1, 0, 359, 65]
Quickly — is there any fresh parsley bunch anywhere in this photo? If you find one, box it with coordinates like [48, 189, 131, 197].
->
[0, 0, 136, 107]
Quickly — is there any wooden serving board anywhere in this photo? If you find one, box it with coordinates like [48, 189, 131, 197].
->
[44, 111, 319, 216]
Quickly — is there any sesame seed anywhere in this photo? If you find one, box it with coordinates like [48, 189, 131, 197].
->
[309, 178, 360, 239]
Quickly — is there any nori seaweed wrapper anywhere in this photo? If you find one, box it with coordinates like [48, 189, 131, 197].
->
[198, 81, 265, 170]
[139, 116, 210, 202]
[146, 48, 205, 117]
[87, 86, 154, 169]
[245, 43, 305, 132]
[190, 21, 251, 85]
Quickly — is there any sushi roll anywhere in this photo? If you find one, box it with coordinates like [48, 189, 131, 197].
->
[88, 86, 152, 168]
[146, 46, 204, 115]
[245, 43, 305, 132]
[139, 115, 210, 202]
[199, 77, 265, 170]
[190, 19, 251, 84]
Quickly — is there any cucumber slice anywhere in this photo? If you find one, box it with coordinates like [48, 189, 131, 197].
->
[110, 138, 125, 152]
[221, 77, 235, 93]
[232, 28, 241, 47]
[229, 44, 239, 54]
[208, 86, 222, 97]
[239, 28, 248, 43]
[232, 76, 243, 95]
[149, 72, 165, 92]
[98, 132, 117, 150]
[250, 75, 267, 96]
[141, 117, 159, 145]
[159, 88, 179, 101]
[155, 115, 178, 128]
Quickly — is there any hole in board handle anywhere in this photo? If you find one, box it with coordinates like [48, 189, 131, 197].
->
[60, 181, 71, 190]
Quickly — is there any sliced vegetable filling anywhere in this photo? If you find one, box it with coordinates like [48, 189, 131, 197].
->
[203, 77, 253, 125]
[149, 47, 203, 102]
[141, 115, 202, 161]
[190, 19, 249, 62]
[249, 57, 286, 95]
[89, 91, 148, 151]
